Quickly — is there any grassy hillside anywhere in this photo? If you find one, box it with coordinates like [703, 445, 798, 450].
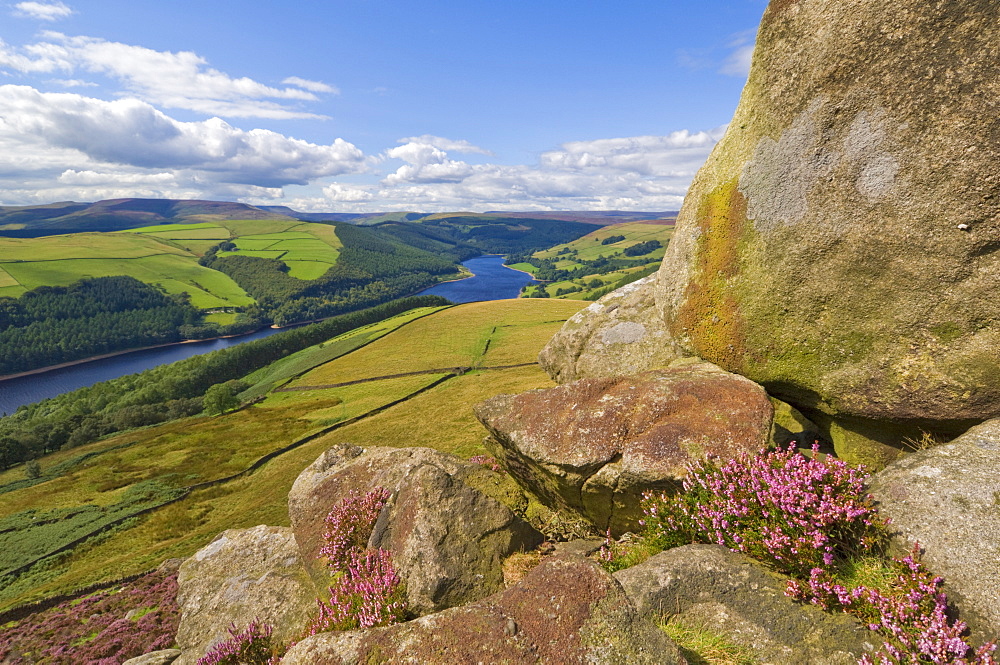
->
[511, 220, 674, 300]
[0, 199, 295, 238]
[0, 298, 585, 611]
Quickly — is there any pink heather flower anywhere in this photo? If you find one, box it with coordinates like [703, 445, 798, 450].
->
[197, 620, 280, 665]
[320, 487, 391, 571]
[307, 548, 407, 635]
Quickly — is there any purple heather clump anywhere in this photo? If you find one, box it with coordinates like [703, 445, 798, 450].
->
[0, 569, 180, 665]
[196, 619, 281, 665]
[469, 454, 502, 472]
[788, 548, 997, 664]
[307, 486, 408, 637]
[319, 486, 391, 571]
[641, 442, 882, 577]
[307, 547, 407, 635]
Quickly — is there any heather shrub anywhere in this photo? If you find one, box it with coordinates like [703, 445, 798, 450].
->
[319, 487, 391, 571]
[196, 620, 281, 665]
[0, 568, 180, 665]
[640, 443, 883, 577]
[307, 486, 408, 636]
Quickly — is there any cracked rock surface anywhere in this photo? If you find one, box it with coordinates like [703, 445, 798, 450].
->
[288, 444, 542, 616]
[868, 419, 1000, 642]
[282, 554, 687, 665]
[475, 359, 773, 535]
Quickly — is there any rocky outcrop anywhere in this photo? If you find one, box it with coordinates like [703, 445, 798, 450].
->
[121, 650, 181, 665]
[867, 419, 1000, 641]
[475, 360, 773, 535]
[541, 0, 1000, 466]
[615, 545, 875, 664]
[281, 555, 687, 664]
[655, 0, 1000, 458]
[174, 526, 317, 665]
[538, 275, 681, 383]
[287, 445, 542, 616]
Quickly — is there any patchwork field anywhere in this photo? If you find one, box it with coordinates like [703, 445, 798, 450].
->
[0, 299, 585, 610]
[0, 219, 344, 303]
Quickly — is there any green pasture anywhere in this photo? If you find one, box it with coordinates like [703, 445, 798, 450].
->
[284, 261, 330, 279]
[218, 224, 341, 279]
[125, 223, 221, 234]
[534, 220, 673, 262]
[0, 233, 189, 263]
[292, 299, 585, 387]
[0, 299, 585, 610]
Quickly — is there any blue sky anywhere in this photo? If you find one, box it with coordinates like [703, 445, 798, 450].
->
[0, 0, 767, 212]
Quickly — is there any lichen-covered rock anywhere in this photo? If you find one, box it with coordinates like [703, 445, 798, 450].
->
[287, 445, 542, 616]
[538, 275, 682, 383]
[281, 556, 686, 665]
[867, 419, 1000, 641]
[649, 0, 1000, 462]
[475, 360, 773, 535]
[174, 525, 317, 665]
[615, 545, 875, 664]
[121, 650, 181, 665]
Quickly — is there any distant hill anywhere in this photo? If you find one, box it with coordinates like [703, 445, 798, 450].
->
[482, 210, 677, 224]
[0, 199, 296, 238]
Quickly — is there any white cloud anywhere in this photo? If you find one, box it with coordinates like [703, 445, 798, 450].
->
[276, 127, 725, 213]
[0, 85, 367, 203]
[12, 1, 72, 21]
[720, 44, 754, 76]
[282, 76, 339, 94]
[396, 135, 492, 155]
[0, 33, 335, 118]
[47, 77, 96, 87]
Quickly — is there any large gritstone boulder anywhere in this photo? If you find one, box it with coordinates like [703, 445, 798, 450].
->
[281, 555, 687, 665]
[651, 0, 1000, 464]
[538, 275, 682, 384]
[287, 445, 542, 617]
[615, 545, 875, 664]
[173, 526, 317, 665]
[475, 360, 774, 535]
[867, 419, 1000, 642]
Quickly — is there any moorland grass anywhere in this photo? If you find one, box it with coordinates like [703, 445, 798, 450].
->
[0, 299, 584, 611]
[534, 221, 673, 262]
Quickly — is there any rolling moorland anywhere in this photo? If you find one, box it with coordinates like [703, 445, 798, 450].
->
[0, 298, 587, 613]
[0, 199, 650, 376]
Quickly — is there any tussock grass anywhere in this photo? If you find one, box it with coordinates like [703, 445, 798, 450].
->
[660, 616, 759, 665]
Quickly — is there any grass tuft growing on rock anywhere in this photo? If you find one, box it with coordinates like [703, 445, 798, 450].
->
[659, 616, 758, 665]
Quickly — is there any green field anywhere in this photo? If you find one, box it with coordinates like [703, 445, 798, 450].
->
[518, 221, 673, 300]
[0, 299, 586, 610]
[0, 219, 345, 306]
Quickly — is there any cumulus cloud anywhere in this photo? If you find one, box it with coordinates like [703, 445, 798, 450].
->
[0, 84, 367, 203]
[0, 33, 337, 118]
[12, 1, 72, 21]
[282, 76, 339, 94]
[720, 31, 756, 77]
[396, 135, 492, 155]
[276, 127, 725, 213]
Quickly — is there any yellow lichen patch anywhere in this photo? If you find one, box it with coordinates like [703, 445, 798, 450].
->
[673, 178, 749, 373]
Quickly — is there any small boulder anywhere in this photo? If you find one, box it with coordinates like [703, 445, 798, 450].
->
[475, 359, 774, 535]
[615, 544, 875, 664]
[121, 650, 182, 665]
[281, 555, 686, 664]
[174, 525, 317, 665]
[287, 445, 542, 616]
[538, 275, 683, 384]
[867, 419, 1000, 641]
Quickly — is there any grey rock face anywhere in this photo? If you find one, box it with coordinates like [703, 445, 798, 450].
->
[174, 525, 317, 665]
[475, 360, 773, 535]
[287, 445, 542, 616]
[652, 0, 1000, 433]
[538, 275, 682, 384]
[120, 650, 182, 665]
[615, 545, 875, 664]
[867, 419, 1000, 641]
[281, 555, 687, 665]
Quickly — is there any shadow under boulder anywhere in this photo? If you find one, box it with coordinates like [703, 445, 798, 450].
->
[475, 359, 774, 535]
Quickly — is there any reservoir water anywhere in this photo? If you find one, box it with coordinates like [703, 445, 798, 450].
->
[0, 255, 536, 415]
